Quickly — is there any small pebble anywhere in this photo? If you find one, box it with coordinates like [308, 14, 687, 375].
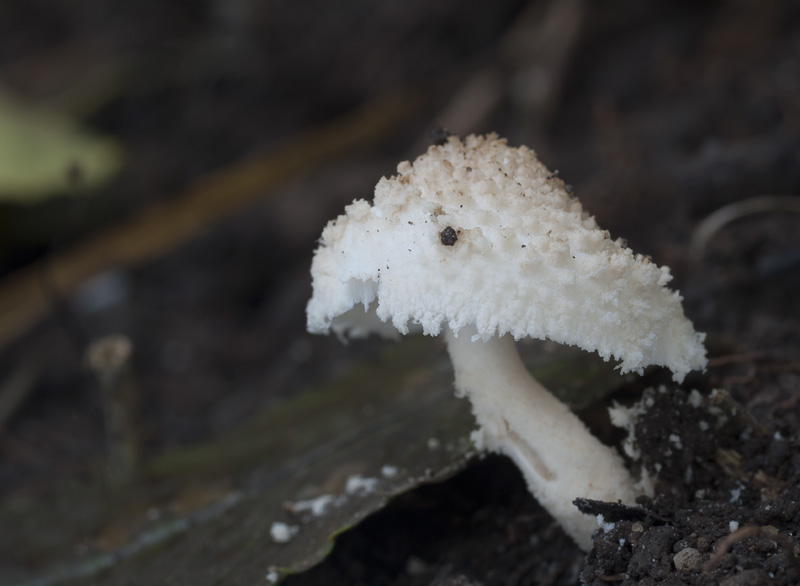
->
[761, 525, 778, 537]
[673, 547, 702, 571]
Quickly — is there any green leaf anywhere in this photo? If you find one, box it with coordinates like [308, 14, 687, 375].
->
[0, 91, 122, 201]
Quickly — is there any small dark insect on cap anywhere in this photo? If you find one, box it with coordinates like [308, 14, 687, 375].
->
[440, 226, 458, 246]
[429, 126, 454, 146]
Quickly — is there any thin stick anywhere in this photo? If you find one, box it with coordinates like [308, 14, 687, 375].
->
[689, 195, 800, 262]
[86, 334, 140, 489]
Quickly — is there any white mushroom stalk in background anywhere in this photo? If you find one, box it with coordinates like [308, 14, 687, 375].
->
[306, 134, 707, 550]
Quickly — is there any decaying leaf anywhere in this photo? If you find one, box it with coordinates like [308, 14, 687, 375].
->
[1, 337, 628, 586]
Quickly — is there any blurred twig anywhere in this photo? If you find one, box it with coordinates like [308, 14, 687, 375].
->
[0, 91, 419, 352]
[499, 0, 584, 141]
[0, 355, 41, 430]
[416, 0, 584, 151]
[689, 195, 800, 263]
[86, 334, 140, 490]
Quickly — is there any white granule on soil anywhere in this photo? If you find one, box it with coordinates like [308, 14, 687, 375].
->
[729, 520, 740, 532]
[688, 389, 703, 408]
[609, 393, 649, 461]
[668, 433, 683, 449]
[596, 514, 615, 533]
[381, 465, 399, 478]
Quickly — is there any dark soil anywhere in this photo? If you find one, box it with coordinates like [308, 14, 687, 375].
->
[286, 455, 583, 586]
[582, 387, 800, 586]
[1, 0, 799, 585]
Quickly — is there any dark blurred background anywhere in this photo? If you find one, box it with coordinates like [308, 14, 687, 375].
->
[0, 0, 798, 504]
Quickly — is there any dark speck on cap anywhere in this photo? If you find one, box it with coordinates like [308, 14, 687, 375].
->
[440, 226, 458, 246]
[429, 126, 454, 146]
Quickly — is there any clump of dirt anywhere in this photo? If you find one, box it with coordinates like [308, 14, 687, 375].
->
[582, 387, 800, 586]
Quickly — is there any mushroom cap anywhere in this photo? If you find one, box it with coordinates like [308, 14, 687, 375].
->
[306, 134, 706, 381]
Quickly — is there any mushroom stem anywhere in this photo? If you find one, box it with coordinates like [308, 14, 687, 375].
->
[445, 327, 640, 551]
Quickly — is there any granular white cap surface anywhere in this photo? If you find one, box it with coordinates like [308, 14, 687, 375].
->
[306, 134, 706, 380]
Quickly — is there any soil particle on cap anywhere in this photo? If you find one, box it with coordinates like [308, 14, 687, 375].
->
[429, 126, 454, 146]
[440, 226, 458, 246]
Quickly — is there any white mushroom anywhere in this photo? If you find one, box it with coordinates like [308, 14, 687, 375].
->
[306, 133, 707, 550]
